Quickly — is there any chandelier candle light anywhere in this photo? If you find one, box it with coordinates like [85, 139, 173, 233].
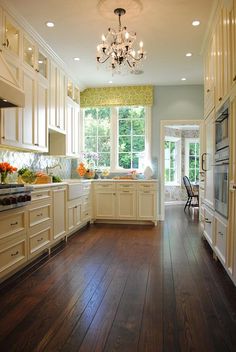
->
[96, 8, 146, 74]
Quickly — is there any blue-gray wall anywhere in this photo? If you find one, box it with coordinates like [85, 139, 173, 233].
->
[151, 85, 204, 177]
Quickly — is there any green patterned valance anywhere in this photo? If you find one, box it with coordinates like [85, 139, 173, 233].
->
[80, 85, 153, 107]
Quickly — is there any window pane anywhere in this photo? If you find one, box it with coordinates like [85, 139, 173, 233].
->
[170, 169, 175, 182]
[85, 108, 96, 119]
[196, 143, 199, 155]
[196, 157, 199, 168]
[98, 107, 110, 119]
[132, 154, 139, 168]
[84, 117, 97, 136]
[132, 119, 145, 135]
[85, 137, 96, 152]
[119, 120, 131, 135]
[97, 119, 110, 136]
[98, 153, 110, 167]
[189, 169, 195, 182]
[119, 136, 131, 152]
[119, 153, 131, 168]
[118, 107, 132, 119]
[133, 136, 145, 152]
[189, 156, 196, 168]
[165, 169, 170, 182]
[189, 143, 195, 156]
[98, 137, 110, 152]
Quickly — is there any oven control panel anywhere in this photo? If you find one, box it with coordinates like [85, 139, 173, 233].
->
[0, 185, 33, 212]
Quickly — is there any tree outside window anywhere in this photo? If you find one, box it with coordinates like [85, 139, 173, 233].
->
[185, 139, 200, 183]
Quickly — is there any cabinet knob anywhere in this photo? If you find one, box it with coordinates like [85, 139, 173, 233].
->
[35, 69, 40, 73]
[233, 75, 236, 82]
[34, 143, 39, 146]
[219, 97, 222, 102]
[207, 89, 210, 93]
[2, 136, 5, 139]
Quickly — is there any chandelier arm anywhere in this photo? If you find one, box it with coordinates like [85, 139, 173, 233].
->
[127, 53, 144, 62]
[97, 55, 111, 64]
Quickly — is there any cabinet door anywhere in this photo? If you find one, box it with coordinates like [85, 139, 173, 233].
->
[94, 191, 116, 219]
[215, 216, 227, 265]
[117, 190, 136, 219]
[57, 68, 65, 131]
[74, 203, 82, 227]
[66, 101, 74, 156]
[35, 79, 48, 151]
[49, 61, 57, 128]
[138, 190, 157, 221]
[2, 12, 20, 58]
[232, 0, 236, 86]
[204, 110, 215, 209]
[53, 187, 67, 241]
[215, 10, 224, 105]
[22, 69, 35, 147]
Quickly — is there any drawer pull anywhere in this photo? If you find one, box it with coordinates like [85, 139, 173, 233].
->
[207, 89, 210, 93]
[113, 193, 116, 195]
[36, 213, 43, 217]
[36, 194, 43, 197]
[75, 206, 78, 208]
[218, 231, 224, 236]
[218, 97, 222, 102]
[85, 212, 89, 216]
[144, 191, 150, 193]
[205, 218, 211, 224]
[37, 237, 44, 242]
[11, 250, 19, 257]
[10, 221, 18, 226]
[122, 190, 130, 193]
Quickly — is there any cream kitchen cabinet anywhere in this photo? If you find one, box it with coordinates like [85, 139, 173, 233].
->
[52, 186, 67, 242]
[67, 198, 82, 233]
[215, 214, 228, 266]
[21, 67, 48, 152]
[49, 61, 66, 132]
[0, 54, 22, 148]
[1, 10, 21, 59]
[66, 99, 80, 157]
[204, 34, 216, 117]
[202, 205, 215, 248]
[232, 0, 236, 87]
[28, 187, 52, 258]
[202, 109, 215, 209]
[116, 183, 136, 220]
[0, 208, 27, 280]
[137, 183, 157, 224]
[93, 181, 158, 224]
[94, 183, 116, 219]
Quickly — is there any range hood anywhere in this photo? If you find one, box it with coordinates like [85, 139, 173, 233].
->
[0, 52, 25, 108]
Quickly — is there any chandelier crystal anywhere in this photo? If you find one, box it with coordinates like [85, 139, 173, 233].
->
[96, 8, 146, 74]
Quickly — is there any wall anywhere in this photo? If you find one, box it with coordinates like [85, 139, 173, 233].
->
[151, 85, 204, 177]
[0, 150, 71, 182]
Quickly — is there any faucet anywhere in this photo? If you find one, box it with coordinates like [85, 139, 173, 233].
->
[46, 163, 62, 175]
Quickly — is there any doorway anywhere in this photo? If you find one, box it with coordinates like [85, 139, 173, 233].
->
[160, 120, 203, 220]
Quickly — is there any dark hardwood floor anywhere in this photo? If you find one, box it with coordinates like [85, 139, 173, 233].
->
[0, 205, 236, 352]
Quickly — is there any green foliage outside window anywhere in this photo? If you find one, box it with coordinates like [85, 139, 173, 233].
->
[165, 140, 176, 183]
[188, 142, 199, 182]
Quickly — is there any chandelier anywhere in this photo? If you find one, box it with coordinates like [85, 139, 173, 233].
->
[96, 8, 146, 74]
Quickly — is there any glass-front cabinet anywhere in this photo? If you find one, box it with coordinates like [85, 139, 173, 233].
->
[38, 50, 47, 78]
[23, 36, 35, 69]
[2, 13, 20, 57]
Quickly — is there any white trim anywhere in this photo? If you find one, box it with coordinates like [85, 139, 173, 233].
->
[184, 138, 200, 182]
[164, 136, 181, 186]
[165, 201, 186, 205]
[160, 119, 203, 221]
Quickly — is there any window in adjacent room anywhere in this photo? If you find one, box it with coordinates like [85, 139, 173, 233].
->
[164, 137, 181, 185]
[185, 138, 200, 183]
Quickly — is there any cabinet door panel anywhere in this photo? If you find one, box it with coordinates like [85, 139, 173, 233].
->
[22, 70, 34, 147]
[138, 191, 156, 220]
[53, 188, 67, 240]
[117, 191, 136, 219]
[36, 80, 48, 150]
[95, 192, 116, 219]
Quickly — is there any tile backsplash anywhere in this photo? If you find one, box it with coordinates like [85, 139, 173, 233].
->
[0, 149, 71, 182]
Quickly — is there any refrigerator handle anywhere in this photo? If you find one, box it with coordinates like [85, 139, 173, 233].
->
[201, 153, 207, 171]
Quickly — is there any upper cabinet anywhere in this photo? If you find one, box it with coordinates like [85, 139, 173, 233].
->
[2, 11, 20, 59]
[204, 0, 235, 115]
[49, 61, 66, 133]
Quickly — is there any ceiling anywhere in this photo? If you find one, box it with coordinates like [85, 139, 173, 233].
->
[3, 0, 217, 89]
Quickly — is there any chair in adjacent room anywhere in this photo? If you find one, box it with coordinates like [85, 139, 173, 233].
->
[183, 175, 199, 211]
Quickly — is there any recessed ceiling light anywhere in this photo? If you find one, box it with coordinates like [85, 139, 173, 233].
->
[186, 52, 192, 57]
[38, 60, 43, 64]
[192, 20, 200, 26]
[46, 21, 55, 28]
[181, 78, 186, 81]
[108, 80, 112, 84]
[73, 57, 80, 61]
[28, 47, 32, 51]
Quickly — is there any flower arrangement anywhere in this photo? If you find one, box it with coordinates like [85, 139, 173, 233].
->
[0, 162, 17, 184]
[76, 152, 99, 179]
[76, 162, 95, 179]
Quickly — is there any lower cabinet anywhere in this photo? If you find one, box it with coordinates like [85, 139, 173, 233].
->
[52, 186, 67, 241]
[214, 214, 227, 265]
[28, 224, 51, 259]
[93, 181, 158, 224]
[67, 198, 82, 233]
[202, 205, 215, 247]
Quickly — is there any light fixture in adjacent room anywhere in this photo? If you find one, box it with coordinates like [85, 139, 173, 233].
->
[186, 52, 192, 57]
[96, 8, 146, 74]
[46, 21, 55, 28]
[181, 77, 187, 81]
[192, 20, 200, 26]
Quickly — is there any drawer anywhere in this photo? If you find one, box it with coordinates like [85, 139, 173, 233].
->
[215, 217, 227, 264]
[0, 235, 27, 278]
[94, 182, 115, 191]
[117, 183, 136, 190]
[203, 207, 214, 246]
[0, 209, 26, 241]
[29, 226, 51, 257]
[31, 189, 51, 202]
[83, 183, 92, 195]
[29, 203, 51, 228]
[82, 209, 91, 221]
[138, 183, 157, 191]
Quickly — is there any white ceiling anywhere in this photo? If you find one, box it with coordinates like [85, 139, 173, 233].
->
[3, 0, 217, 89]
